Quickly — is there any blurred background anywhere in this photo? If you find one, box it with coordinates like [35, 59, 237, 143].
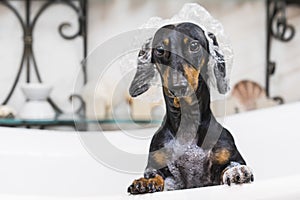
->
[0, 0, 299, 130]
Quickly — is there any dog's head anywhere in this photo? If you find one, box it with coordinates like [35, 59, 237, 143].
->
[129, 22, 228, 99]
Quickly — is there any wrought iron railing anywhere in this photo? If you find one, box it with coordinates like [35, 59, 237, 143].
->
[266, 0, 300, 103]
[0, 0, 88, 114]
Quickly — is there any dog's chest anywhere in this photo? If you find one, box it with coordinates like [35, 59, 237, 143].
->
[165, 142, 212, 189]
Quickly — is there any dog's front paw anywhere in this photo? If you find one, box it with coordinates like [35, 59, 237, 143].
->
[221, 162, 254, 186]
[127, 174, 164, 194]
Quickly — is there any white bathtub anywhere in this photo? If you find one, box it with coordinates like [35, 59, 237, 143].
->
[1, 102, 300, 200]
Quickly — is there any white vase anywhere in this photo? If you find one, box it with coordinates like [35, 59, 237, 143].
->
[19, 83, 56, 120]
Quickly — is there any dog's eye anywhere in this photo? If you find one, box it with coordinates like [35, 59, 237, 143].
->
[189, 41, 201, 52]
[155, 46, 165, 57]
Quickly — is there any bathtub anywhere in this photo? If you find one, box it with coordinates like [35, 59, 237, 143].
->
[1, 102, 300, 200]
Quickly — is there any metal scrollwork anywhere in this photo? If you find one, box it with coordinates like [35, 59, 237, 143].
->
[69, 94, 86, 117]
[0, 0, 26, 105]
[58, 1, 83, 40]
[59, 22, 81, 39]
[270, 1, 295, 42]
[0, 0, 87, 115]
[266, 0, 299, 101]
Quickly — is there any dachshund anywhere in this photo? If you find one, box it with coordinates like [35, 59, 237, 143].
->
[127, 22, 253, 194]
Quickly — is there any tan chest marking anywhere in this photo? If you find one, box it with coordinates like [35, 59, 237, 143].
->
[211, 148, 231, 165]
[152, 151, 168, 167]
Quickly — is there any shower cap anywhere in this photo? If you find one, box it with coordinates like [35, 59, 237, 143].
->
[127, 3, 233, 101]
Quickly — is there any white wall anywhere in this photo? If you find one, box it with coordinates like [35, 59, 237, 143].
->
[0, 0, 299, 113]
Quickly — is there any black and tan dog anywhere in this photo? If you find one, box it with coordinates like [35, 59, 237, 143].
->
[127, 22, 253, 194]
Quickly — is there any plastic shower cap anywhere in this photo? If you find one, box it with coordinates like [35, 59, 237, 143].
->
[133, 3, 233, 99]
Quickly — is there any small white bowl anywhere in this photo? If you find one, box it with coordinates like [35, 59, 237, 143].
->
[18, 101, 56, 120]
[21, 83, 52, 101]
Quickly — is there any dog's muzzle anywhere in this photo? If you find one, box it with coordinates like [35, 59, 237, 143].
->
[167, 71, 190, 98]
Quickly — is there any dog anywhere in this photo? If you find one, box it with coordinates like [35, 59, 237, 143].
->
[127, 22, 253, 194]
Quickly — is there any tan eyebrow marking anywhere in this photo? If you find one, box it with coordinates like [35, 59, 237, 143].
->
[183, 37, 189, 44]
[163, 38, 170, 46]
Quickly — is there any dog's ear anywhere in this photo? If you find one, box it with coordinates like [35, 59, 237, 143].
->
[129, 38, 155, 97]
[208, 32, 229, 94]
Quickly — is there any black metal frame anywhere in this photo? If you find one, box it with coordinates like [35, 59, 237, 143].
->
[0, 0, 88, 114]
[266, 0, 300, 104]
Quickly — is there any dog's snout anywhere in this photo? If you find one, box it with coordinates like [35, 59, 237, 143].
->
[170, 72, 188, 87]
[168, 71, 189, 97]
[170, 85, 187, 97]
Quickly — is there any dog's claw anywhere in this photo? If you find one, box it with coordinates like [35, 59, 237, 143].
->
[226, 177, 231, 186]
[128, 175, 164, 194]
[235, 175, 240, 182]
[127, 185, 132, 193]
[222, 164, 254, 186]
[135, 182, 141, 190]
[157, 185, 162, 191]
[250, 174, 254, 182]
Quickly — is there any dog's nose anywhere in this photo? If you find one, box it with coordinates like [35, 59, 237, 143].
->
[170, 85, 187, 96]
[168, 72, 188, 97]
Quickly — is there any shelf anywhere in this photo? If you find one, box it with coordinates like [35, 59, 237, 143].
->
[0, 114, 162, 131]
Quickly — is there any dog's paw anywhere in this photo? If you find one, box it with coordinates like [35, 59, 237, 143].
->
[221, 162, 254, 186]
[127, 175, 164, 194]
